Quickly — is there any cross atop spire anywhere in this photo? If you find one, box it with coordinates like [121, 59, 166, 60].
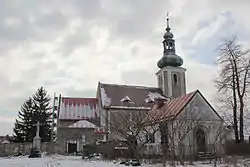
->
[166, 12, 171, 32]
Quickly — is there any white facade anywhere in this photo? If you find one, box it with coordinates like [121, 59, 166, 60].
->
[151, 92, 224, 156]
[156, 66, 186, 98]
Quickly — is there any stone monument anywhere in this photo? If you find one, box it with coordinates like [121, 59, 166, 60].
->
[29, 121, 42, 158]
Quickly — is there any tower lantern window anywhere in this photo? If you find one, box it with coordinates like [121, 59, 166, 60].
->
[173, 74, 178, 84]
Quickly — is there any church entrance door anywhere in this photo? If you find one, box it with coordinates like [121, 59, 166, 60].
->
[66, 139, 77, 154]
[196, 129, 206, 152]
[68, 143, 77, 154]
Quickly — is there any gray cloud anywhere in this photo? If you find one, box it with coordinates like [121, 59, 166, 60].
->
[0, 0, 71, 47]
[63, 89, 97, 98]
[121, 70, 156, 87]
[0, 122, 14, 136]
[35, 12, 67, 30]
[0, 0, 250, 135]
[59, 27, 92, 56]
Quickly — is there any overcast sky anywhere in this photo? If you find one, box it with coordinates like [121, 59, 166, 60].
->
[0, 0, 249, 135]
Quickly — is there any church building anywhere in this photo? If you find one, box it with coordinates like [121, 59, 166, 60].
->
[55, 18, 224, 156]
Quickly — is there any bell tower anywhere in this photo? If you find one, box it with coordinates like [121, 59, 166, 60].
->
[156, 16, 186, 98]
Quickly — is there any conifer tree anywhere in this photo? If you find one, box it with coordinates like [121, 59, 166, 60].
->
[32, 86, 52, 142]
[13, 98, 34, 142]
[13, 120, 25, 142]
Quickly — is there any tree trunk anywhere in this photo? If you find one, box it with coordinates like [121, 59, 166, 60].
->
[232, 58, 240, 143]
[162, 143, 167, 167]
[232, 57, 245, 143]
[239, 99, 244, 143]
[233, 109, 239, 143]
[232, 79, 239, 143]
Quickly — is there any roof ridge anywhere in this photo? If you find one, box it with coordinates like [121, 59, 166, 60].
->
[169, 90, 198, 101]
[99, 82, 159, 89]
[62, 97, 97, 99]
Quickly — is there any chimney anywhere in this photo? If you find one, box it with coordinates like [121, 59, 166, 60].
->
[155, 98, 166, 108]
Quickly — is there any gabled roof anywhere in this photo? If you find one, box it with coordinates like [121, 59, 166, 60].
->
[58, 97, 99, 120]
[98, 82, 167, 110]
[150, 90, 196, 121]
[0, 135, 12, 144]
[149, 90, 223, 122]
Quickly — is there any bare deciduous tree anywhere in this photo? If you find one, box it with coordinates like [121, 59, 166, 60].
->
[108, 109, 159, 159]
[205, 121, 224, 167]
[169, 119, 200, 166]
[160, 109, 202, 167]
[159, 103, 225, 167]
[215, 37, 250, 143]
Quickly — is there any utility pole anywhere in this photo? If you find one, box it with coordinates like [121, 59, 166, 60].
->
[51, 92, 56, 142]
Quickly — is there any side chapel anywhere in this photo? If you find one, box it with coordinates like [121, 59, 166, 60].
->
[55, 18, 224, 155]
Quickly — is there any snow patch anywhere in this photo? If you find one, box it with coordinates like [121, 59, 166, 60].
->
[68, 120, 97, 128]
[145, 92, 168, 103]
[100, 87, 112, 107]
[145, 97, 155, 103]
[0, 155, 240, 166]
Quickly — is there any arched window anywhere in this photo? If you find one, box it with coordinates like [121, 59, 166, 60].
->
[169, 42, 173, 49]
[173, 74, 178, 84]
[196, 128, 206, 152]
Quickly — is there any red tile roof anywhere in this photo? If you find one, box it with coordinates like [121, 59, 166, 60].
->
[58, 97, 99, 120]
[150, 90, 197, 121]
[62, 97, 98, 107]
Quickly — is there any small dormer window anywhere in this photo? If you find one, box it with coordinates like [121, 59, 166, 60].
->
[173, 74, 177, 84]
[120, 96, 133, 103]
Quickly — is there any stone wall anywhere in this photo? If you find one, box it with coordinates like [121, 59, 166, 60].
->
[0, 142, 60, 157]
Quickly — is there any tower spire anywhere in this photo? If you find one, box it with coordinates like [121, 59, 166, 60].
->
[156, 15, 187, 98]
[157, 15, 183, 69]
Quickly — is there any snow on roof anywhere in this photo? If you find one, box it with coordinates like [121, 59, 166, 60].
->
[145, 97, 155, 103]
[148, 92, 168, 100]
[68, 120, 98, 129]
[120, 96, 133, 103]
[59, 97, 99, 120]
[145, 92, 168, 103]
[1, 139, 10, 144]
[100, 87, 112, 107]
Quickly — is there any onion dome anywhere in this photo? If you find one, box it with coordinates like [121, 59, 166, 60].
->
[157, 17, 183, 69]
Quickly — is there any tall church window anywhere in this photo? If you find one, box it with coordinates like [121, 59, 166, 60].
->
[173, 74, 178, 84]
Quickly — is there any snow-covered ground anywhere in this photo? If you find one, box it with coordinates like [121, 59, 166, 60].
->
[0, 155, 243, 167]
